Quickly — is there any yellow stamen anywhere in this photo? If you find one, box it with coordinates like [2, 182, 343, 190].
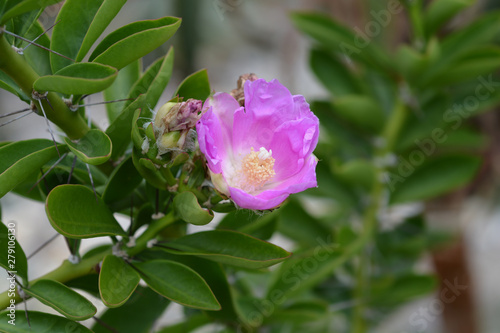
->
[240, 147, 275, 191]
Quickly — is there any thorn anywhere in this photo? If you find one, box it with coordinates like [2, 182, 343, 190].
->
[36, 99, 61, 157]
[0, 107, 31, 119]
[27, 233, 60, 260]
[21, 20, 60, 52]
[29, 152, 68, 192]
[86, 163, 98, 202]
[67, 155, 77, 184]
[0, 112, 31, 127]
[2, 29, 75, 62]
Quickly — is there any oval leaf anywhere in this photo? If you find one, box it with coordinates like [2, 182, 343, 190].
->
[90, 16, 181, 69]
[128, 47, 175, 109]
[0, 220, 28, 285]
[135, 259, 220, 310]
[34, 63, 118, 95]
[46, 184, 126, 238]
[390, 154, 481, 204]
[99, 255, 140, 308]
[64, 129, 112, 165]
[333, 95, 386, 133]
[173, 69, 210, 100]
[50, 0, 109, 72]
[174, 191, 213, 226]
[0, 310, 93, 333]
[161, 230, 291, 269]
[76, 0, 128, 62]
[24, 279, 96, 320]
[0, 139, 67, 199]
[102, 156, 142, 204]
[0, 0, 63, 25]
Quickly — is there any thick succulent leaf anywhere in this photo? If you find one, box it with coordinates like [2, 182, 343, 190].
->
[0, 139, 67, 199]
[102, 156, 142, 204]
[90, 16, 181, 69]
[424, 0, 475, 37]
[174, 191, 213, 226]
[64, 129, 112, 165]
[34, 62, 118, 95]
[103, 60, 141, 122]
[106, 94, 147, 160]
[0, 310, 93, 332]
[173, 69, 210, 100]
[390, 154, 481, 204]
[290, 12, 391, 72]
[160, 230, 291, 269]
[0, 0, 63, 25]
[75, 0, 127, 62]
[0, 71, 30, 102]
[333, 95, 386, 133]
[99, 255, 140, 308]
[23, 20, 51, 76]
[45, 184, 127, 238]
[92, 286, 170, 333]
[0, 220, 28, 285]
[135, 259, 221, 310]
[50, 0, 107, 72]
[309, 48, 362, 97]
[128, 47, 175, 109]
[24, 279, 97, 320]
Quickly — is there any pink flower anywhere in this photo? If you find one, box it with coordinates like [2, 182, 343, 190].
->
[196, 78, 319, 210]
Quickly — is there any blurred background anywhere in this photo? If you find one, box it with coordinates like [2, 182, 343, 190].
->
[1, 0, 500, 332]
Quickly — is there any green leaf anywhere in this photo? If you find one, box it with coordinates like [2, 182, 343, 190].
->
[0, 220, 28, 284]
[103, 60, 141, 122]
[132, 148, 169, 189]
[24, 279, 96, 320]
[309, 48, 361, 97]
[390, 154, 481, 204]
[290, 11, 391, 72]
[174, 191, 213, 226]
[424, 0, 475, 38]
[128, 47, 175, 109]
[50, 0, 108, 72]
[90, 16, 181, 69]
[0, 139, 66, 199]
[370, 274, 437, 306]
[217, 209, 278, 241]
[266, 244, 341, 301]
[99, 255, 140, 308]
[92, 286, 170, 333]
[0, 71, 30, 102]
[157, 314, 211, 333]
[23, 20, 52, 76]
[34, 62, 118, 95]
[333, 95, 386, 133]
[134, 259, 221, 310]
[45, 184, 127, 238]
[102, 156, 142, 204]
[267, 300, 328, 324]
[278, 201, 331, 246]
[0, 310, 93, 332]
[75, 0, 127, 62]
[160, 230, 291, 269]
[336, 159, 376, 189]
[0, 0, 63, 25]
[64, 129, 112, 165]
[425, 47, 500, 87]
[174, 69, 210, 100]
[106, 94, 147, 160]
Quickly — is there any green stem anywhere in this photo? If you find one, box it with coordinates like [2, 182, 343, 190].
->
[351, 100, 408, 333]
[0, 212, 176, 309]
[0, 33, 89, 140]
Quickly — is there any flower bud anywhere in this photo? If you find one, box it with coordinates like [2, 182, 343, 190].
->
[153, 99, 203, 154]
[230, 73, 258, 106]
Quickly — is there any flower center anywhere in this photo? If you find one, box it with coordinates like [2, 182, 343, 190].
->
[240, 147, 275, 191]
